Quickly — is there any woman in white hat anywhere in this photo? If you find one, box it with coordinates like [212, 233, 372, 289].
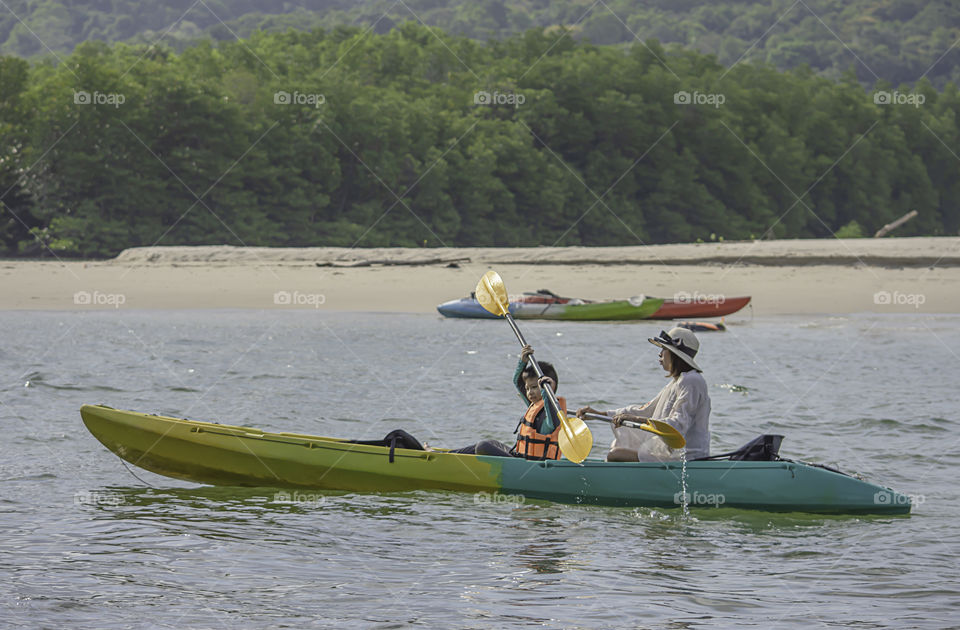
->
[577, 327, 711, 462]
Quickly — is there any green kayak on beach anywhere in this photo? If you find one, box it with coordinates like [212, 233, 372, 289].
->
[80, 405, 912, 515]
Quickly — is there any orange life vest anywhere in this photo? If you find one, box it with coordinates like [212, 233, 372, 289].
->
[513, 397, 566, 461]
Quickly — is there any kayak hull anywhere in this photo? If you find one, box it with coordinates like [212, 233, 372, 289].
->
[437, 297, 666, 320]
[80, 405, 911, 515]
[437, 296, 749, 320]
[80, 404, 500, 493]
[649, 296, 751, 319]
[436, 297, 503, 319]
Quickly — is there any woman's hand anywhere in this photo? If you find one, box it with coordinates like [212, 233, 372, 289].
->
[576, 406, 601, 419]
[520, 344, 534, 362]
[613, 413, 641, 427]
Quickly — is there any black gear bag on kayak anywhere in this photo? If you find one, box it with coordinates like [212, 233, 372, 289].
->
[349, 430, 424, 463]
[694, 434, 784, 462]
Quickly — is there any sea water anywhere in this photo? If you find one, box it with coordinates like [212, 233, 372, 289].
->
[1, 311, 958, 628]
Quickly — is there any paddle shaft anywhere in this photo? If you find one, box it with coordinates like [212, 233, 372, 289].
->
[503, 312, 565, 418]
[582, 412, 685, 449]
[583, 412, 650, 431]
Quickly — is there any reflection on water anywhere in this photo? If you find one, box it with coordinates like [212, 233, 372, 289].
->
[516, 540, 569, 575]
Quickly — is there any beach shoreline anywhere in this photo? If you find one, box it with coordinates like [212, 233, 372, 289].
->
[111, 237, 960, 267]
[2, 238, 958, 314]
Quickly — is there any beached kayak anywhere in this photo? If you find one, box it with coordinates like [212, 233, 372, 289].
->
[80, 405, 910, 515]
[436, 291, 750, 320]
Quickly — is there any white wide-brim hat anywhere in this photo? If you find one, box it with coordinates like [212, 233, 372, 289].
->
[648, 327, 702, 372]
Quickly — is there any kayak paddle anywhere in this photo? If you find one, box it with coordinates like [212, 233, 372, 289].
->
[475, 271, 593, 463]
[582, 412, 686, 450]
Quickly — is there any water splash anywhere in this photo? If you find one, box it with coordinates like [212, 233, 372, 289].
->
[716, 383, 750, 394]
[680, 448, 689, 519]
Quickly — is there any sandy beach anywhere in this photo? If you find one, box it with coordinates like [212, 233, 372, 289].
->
[1, 237, 958, 314]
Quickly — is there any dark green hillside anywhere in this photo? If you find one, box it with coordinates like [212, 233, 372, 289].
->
[1, 1, 957, 86]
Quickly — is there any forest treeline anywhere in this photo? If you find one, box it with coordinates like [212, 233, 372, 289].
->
[0, 24, 957, 257]
[1, 0, 958, 87]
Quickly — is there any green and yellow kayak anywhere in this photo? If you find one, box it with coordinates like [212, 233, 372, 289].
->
[80, 405, 911, 515]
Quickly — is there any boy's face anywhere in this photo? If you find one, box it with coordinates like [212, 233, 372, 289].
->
[523, 375, 543, 402]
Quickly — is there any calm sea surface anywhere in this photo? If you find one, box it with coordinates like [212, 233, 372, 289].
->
[1, 311, 958, 628]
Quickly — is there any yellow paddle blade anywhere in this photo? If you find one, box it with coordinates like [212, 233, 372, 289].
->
[556, 413, 593, 463]
[475, 270, 509, 317]
[643, 420, 686, 450]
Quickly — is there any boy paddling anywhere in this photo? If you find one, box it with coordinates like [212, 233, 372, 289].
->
[451, 344, 565, 460]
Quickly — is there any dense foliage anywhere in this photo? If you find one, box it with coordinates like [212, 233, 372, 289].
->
[1, 0, 958, 87]
[0, 24, 957, 256]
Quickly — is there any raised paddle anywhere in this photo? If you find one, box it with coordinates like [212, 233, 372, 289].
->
[582, 412, 686, 450]
[474, 271, 593, 463]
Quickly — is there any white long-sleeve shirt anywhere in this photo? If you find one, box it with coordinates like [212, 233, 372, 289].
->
[608, 371, 711, 461]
